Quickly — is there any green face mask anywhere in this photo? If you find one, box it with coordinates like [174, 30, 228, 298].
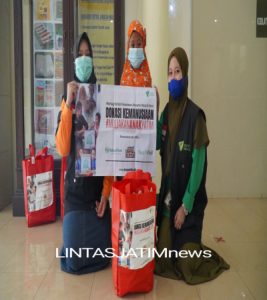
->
[74, 56, 93, 82]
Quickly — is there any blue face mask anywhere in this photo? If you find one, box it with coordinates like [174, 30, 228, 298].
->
[168, 77, 187, 100]
[75, 56, 93, 82]
[128, 48, 145, 69]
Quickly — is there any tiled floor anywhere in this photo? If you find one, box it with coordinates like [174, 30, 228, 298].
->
[0, 198, 266, 300]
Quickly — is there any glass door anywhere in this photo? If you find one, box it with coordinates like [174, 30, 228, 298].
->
[32, 0, 63, 157]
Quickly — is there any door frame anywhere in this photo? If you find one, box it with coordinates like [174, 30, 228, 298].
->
[12, 0, 125, 216]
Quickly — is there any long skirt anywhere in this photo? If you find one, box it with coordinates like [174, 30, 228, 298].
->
[60, 209, 111, 275]
[155, 216, 230, 284]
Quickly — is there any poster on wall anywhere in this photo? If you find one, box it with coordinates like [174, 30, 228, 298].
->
[33, 0, 63, 158]
[35, 80, 54, 107]
[35, 52, 54, 78]
[34, 0, 52, 21]
[78, 0, 115, 84]
[55, 24, 63, 49]
[35, 109, 54, 134]
[74, 84, 156, 177]
[34, 107, 60, 157]
[54, 0, 62, 21]
[257, 0, 267, 37]
[34, 23, 54, 50]
[55, 52, 63, 78]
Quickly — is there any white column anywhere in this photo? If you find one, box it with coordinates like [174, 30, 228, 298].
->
[124, 0, 192, 187]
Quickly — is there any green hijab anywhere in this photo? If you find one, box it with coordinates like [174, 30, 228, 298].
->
[166, 47, 189, 175]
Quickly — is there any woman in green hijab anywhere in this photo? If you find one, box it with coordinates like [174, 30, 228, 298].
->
[155, 47, 229, 284]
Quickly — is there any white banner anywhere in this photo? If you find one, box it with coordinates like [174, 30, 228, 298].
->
[75, 84, 156, 177]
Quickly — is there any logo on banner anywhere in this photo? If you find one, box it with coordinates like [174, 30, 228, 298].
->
[125, 146, 135, 158]
[105, 147, 122, 154]
[138, 149, 153, 156]
[146, 90, 154, 97]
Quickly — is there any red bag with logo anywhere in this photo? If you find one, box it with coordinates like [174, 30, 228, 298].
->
[112, 170, 156, 297]
[22, 145, 56, 227]
[60, 157, 67, 219]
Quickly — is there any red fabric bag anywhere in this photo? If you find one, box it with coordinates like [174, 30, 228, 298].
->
[112, 170, 156, 297]
[22, 145, 56, 227]
[60, 157, 67, 219]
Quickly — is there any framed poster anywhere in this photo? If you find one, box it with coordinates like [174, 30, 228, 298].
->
[54, 0, 62, 21]
[77, 0, 115, 84]
[35, 108, 54, 134]
[55, 52, 63, 78]
[35, 52, 54, 78]
[55, 24, 63, 49]
[34, 0, 52, 21]
[34, 23, 54, 50]
[35, 80, 54, 107]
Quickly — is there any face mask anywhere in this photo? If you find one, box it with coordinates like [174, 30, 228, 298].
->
[168, 77, 187, 100]
[75, 56, 93, 82]
[128, 48, 145, 69]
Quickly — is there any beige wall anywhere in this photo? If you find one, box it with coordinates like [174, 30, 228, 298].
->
[192, 0, 267, 197]
[0, 1, 14, 209]
[125, 0, 267, 198]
